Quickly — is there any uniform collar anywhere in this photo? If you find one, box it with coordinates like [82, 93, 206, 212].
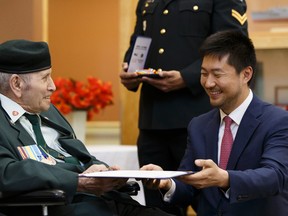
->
[0, 93, 26, 123]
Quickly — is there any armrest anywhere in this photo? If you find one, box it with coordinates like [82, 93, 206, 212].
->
[118, 181, 140, 196]
[0, 189, 66, 206]
[0, 181, 139, 207]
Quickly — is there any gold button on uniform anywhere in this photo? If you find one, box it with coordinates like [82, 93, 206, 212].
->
[160, 29, 166, 34]
[193, 5, 199, 11]
[142, 10, 146, 15]
[145, 3, 149, 7]
[163, 9, 169, 15]
[159, 48, 164, 54]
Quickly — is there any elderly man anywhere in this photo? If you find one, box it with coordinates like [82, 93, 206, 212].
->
[0, 39, 174, 216]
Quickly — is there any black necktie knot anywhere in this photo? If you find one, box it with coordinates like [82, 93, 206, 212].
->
[24, 113, 40, 125]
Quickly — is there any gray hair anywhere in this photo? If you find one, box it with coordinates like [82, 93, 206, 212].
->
[0, 72, 31, 93]
[0, 72, 12, 93]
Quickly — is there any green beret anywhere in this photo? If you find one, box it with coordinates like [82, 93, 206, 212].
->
[0, 39, 51, 74]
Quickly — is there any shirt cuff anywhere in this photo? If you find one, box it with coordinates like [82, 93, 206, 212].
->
[221, 187, 230, 199]
[163, 179, 176, 202]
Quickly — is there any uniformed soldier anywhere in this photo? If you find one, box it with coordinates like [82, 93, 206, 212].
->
[120, 1, 248, 215]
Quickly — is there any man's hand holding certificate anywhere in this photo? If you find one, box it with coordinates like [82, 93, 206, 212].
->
[79, 163, 195, 194]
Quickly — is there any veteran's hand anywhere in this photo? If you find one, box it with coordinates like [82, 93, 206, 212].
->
[82, 164, 109, 174]
[141, 70, 186, 92]
[140, 164, 172, 191]
[178, 159, 229, 190]
[78, 164, 128, 196]
[119, 62, 141, 90]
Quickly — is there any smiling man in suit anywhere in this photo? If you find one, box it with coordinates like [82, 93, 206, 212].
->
[120, 1, 248, 214]
[0, 39, 174, 216]
[141, 30, 288, 216]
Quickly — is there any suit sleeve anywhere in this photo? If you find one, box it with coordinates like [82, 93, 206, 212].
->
[228, 110, 288, 203]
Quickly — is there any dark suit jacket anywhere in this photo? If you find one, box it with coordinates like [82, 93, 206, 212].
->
[171, 96, 288, 216]
[124, 0, 248, 129]
[0, 104, 136, 215]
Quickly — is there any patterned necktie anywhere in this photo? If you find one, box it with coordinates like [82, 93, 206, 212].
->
[219, 116, 233, 169]
[24, 113, 79, 165]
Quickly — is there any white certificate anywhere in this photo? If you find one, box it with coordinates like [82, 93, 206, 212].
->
[79, 170, 194, 179]
[127, 36, 152, 72]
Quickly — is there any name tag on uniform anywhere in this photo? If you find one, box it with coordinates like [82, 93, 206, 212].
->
[128, 36, 152, 72]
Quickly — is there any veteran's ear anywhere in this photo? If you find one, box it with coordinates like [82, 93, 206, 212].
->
[9, 74, 25, 98]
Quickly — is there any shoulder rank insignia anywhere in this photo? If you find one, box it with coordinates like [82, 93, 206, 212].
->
[232, 9, 247, 25]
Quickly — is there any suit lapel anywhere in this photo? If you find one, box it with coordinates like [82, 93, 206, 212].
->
[40, 115, 73, 138]
[39, 115, 94, 165]
[10, 118, 36, 146]
[0, 105, 34, 146]
[227, 97, 262, 169]
[203, 111, 224, 204]
[10, 114, 73, 147]
[205, 111, 221, 163]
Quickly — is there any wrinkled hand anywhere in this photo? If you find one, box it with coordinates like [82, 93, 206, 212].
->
[178, 159, 229, 189]
[141, 70, 186, 92]
[119, 62, 141, 90]
[78, 164, 128, 196]
[82, 164, 109, 174]
[140, 164, 172, 191]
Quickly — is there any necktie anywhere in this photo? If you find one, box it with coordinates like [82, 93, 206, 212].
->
[219, 116, 233, 169]
[24, 113, 79, 165]
[24, 113, 49, 152]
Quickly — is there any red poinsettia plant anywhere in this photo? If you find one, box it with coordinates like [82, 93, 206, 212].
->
[51, 76, 113, 120]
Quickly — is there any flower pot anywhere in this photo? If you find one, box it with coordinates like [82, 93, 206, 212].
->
[69, 110, 87, 143]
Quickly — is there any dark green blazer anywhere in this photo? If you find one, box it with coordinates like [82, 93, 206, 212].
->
[0, 104, 104, 198]
[0, 104, 137, 215]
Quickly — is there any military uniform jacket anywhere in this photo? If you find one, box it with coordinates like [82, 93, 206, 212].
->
[0, 103, 148, 215]
[0, 104, 105, 201]
[124, 0, 248, 129]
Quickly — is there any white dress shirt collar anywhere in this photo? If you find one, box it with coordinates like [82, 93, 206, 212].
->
[0, 93, 26, 123]
[220, 89, 253, 125]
